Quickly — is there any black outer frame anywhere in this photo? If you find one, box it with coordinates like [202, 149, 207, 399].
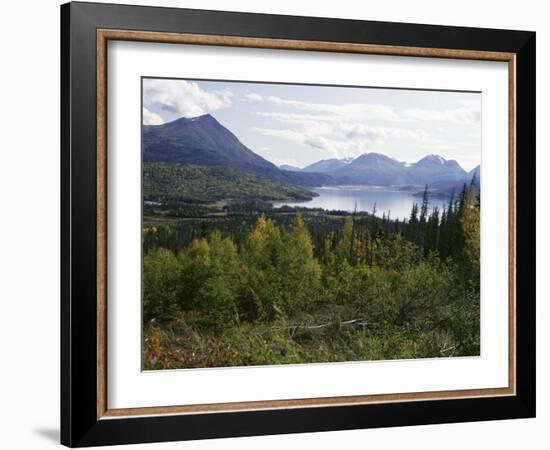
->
[60, 1, 536, 447]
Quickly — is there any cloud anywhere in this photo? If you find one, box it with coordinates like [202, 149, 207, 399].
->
[257, 112, 334, 122]
[245, 92, 264, 101]
[257, 112, 430, 140]
[142, 107, 164, 125]
[273, 157, 299, 167]
[420, 143, 458, 152]
[252, 111, 431, 159]
[143, 79, 232, 118]
[252, 125, 384, 159]
[303, 136, 331, 150]
[250, 92, 480, 126]
[252, 127, 306, 142]
[259, 96, 404, 122]
[403, 107, 480, 124]
[244, 87, 479, 165]
[457, 99, 481, 109]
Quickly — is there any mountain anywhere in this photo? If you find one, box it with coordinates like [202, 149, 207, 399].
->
[143, 114, 333, 186]
[302, 158, 353, 174]
[144, 114, 277, 173]
[407, 154, 467, 185]
[298, 153, 472, 187]
[331, 153, 413, 185]
[429, 163, 480, 190]
[143, 114, 473, 190]
[469, 165, 480, 181]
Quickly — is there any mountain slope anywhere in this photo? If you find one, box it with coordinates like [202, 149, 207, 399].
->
[144, 163, 315, 203]
[331, 153, 413, 185]
[302, 158, 353, 174]
[469, 165, 480, 181]
[144, 114, 277, 173]
[143, 114, 333, 187]
[407, 155, 467, 185]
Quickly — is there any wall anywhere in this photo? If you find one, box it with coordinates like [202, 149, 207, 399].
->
[0, 0, 546, 448]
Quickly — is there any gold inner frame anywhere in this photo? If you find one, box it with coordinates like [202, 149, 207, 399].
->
[96, 29, 517, 420]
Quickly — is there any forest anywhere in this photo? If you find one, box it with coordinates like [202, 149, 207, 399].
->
[142, 179, 480, 370]
[144, 162, 316, 204]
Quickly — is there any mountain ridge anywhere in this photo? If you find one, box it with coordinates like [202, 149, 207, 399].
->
[143, 114, 333, 187]
[144, 114, 479, 189]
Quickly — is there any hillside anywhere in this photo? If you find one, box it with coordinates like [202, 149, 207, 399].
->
[302, 158, 353, 174]
[407, 155, 467, 185]
[332, 153, 413, 185]
[143, 114, 333, 187]
[143, 163, 316, 204]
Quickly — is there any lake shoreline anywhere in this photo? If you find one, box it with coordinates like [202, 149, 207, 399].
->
[272, 185, 450, 221]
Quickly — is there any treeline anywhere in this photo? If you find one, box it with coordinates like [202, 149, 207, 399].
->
[143, 183, 480, 369]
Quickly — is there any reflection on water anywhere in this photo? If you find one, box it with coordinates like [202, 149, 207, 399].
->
[273, 186, 448, 221]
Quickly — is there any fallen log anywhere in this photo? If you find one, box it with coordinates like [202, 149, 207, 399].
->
[272, 318, 368, 331]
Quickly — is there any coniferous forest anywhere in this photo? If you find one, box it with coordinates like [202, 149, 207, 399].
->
[143, 181, 480, 369]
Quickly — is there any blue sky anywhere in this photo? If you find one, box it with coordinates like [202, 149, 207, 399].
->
[143, 78, 481, 171]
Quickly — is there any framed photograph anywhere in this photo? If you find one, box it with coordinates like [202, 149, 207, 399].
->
[61, 1, 536, 447]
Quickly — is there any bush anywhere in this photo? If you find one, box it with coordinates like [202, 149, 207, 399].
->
[143, 248, 181, 323]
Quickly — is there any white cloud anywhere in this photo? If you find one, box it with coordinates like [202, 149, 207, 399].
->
[143, 79, 232, 118]
[259, 96, 404, 122]
[335, 123, 429, 142]
[255, 113, 430, 143]
[457, 98, 481, 109]
[250, 92, 480, 126]
[303, 136, 332, 150]
[252, 127, 306, 142]
[245, 92, 264, 101]
[243, 87, 479, 166]
[252, 125, 383, 159]
[420, 143, 458, 151]
[142, 107, 164, 125]
[403, 107, 480, 124]
[257, 112, 334, 122]
[252, 110, 431, 159]
[256, 112, 334, 135]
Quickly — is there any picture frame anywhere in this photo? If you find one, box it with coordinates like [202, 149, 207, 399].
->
[61, 1, 536, 447]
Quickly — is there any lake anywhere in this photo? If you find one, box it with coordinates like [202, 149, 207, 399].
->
[273, 186, 449, 221]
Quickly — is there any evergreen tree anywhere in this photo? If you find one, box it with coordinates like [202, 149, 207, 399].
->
[408, 203, 419, 243]
[461, 184, 480, 281]
[339, 216, 354, 262]
[419, 185, 430, 224]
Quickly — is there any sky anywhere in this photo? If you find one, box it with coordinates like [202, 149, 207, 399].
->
[142, 78, 481, 171]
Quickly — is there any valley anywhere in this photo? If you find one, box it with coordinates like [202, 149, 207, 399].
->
[141, 112, 481, 369]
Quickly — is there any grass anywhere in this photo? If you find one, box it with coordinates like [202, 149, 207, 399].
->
[143, 311, 462, 370]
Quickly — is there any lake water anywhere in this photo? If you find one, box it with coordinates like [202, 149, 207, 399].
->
[273, 186, 449, 221]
